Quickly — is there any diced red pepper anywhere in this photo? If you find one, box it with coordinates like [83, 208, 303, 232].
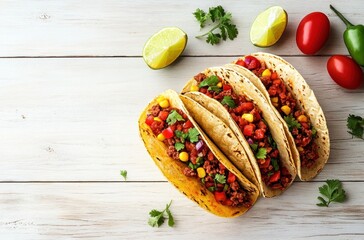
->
[244, 56, 261, 70]
[162, 127, 174, 139]
[214, 191, 227, 202]
[254, 129, 265, 140]
[227, 172, 236, 183]
[158, 111, 169, 121]
[243, 124, 255, 137]
[240, 102, 254, 111]
[259, 158, 271, 169]
[269, 171, 281, 183]
[183, 120, 193, 129]
[145, 115, 154, 126]
[235, 59, 246, 67]
[223, 84, 232, 91]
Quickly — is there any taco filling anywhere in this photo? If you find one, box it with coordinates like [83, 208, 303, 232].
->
[192, 73, 292, 190]
[145, 97, 252, 207]
[235, 56, 319, 169]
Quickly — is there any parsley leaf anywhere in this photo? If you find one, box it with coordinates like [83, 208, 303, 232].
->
[148, 201, 174, 227]
[221, 96, 236, 108]
[284, 115, 301, 131]
[166, 110, 185, 125]
[175, 130, 188, 143]
[199, 75, 219, 88]
[214, 174, 226, 184]
[347, 114, 364, 139]
[316, 179, 347, 207]
[188, 128, 200, 143]
[194, 5, 238, 45]
[174, 142, 185, 151]
[208, 86, 222, 93]
[120, 170, 127, 181]
[255, 148, 267, 159]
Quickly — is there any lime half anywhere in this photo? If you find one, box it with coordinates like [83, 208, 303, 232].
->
[250, 6, 287, 47]
[142, 27, 187, 69]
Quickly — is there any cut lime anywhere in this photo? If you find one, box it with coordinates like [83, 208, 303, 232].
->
[250, 6, 287, 47]
[142, 27, 187, 69]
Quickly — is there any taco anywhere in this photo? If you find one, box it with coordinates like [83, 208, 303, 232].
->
[182, 67, 297, 197]
[138, 89, 259, 217]
[229, 53, 330, 181]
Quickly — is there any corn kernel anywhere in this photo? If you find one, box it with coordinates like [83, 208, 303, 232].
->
[297, 115, 308, 122]
[262, 69, 271, 78]
[190, 85, 199, 92]
[157, 133, 165, 141]
[281, 105, 291, 115]
[156, 96, 165, 103]
[271, 97, 278, 103]
[217, 82, 223, 88]
[153, 117, 162, 122]
[159, 99, 170, 108]
[242, 113, 254, 123]
[197, 167, 206, 178]
[179, 152, 189, 162]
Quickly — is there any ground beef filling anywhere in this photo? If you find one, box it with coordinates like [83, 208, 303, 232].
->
[147, 104, 251, 207]
[241, 58, 319, 169]
[194, 73, 292, 190]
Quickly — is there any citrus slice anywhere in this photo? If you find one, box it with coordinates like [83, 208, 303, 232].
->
[250, 6, 288, 47]
[142, 27, 187, 69]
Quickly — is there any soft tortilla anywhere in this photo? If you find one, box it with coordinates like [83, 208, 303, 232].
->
[138, 89, 259, 217]
[182, 68, 297, 197]
[230, 52, 330, 181]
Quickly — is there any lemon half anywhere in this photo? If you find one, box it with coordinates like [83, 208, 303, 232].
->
[142, 27, 187, 69]
[250, 6, 287, 47]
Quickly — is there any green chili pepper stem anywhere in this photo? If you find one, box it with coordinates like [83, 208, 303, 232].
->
[330, 5, 354, 27]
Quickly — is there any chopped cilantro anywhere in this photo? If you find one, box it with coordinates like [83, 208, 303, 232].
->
[221, 96, 236, 108]
[347, 114, 364, 139]
[174, 142, 185, 151]
[214, 174, 226, 184]
[188, 128, 200, 143]
[166, 110, 185, 125]
[199, 75, 219, 88]
[271, 158, 279, 171]
[175, 130, 188, 143]
[188, 157, 204, 170]
[208, 85, 222, 93]
[223, 184, 229, 191]
[208, 186, 216, 192]
[250, 143, 258, 152]
[284, 115, 301, 131]
[255, 148, 267, 159]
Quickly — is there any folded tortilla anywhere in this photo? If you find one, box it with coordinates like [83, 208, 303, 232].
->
[229, 52, 330, 181]
[138, 89, 259, 217]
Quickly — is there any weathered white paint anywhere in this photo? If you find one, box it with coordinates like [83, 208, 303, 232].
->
[1, 0, 364, 239]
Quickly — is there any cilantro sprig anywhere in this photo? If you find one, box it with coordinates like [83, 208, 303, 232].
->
[120, 170, 127, 181]
[166, 110, 185, 125]
[255, 148, 267, 159]
[175, 128, 200, 143]
[148, 200, 174, 227]
[317, 180, 347, 207]
[221, 96, 236, 108]
[193, 6, 238, 45]
[284, 115, 301, 131]
[347, 114, 364, 139]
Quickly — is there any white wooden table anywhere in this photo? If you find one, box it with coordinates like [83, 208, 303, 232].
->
[1, 1, 364, 239]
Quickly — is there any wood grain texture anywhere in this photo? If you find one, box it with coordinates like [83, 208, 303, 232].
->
[0, 57, 363, 182]
[0, 182, 363, 239]
[0, 0, 362, 56]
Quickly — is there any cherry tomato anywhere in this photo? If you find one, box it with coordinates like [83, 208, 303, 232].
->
[327, 55, 363, 89]
[145, 115, 154, 126]
[227, 172, 236, 183]
[158, 111, 169, 121]
[235, 59, 247, 68]
[214, 191, 227, 203]
[243, 124, 255, 137]
[183, 120, 193, 129]
[161, 127, 174, 139]
[296, 12, 330, 54]
[243, 56, 261, 70]
[269, 171, 281, 183]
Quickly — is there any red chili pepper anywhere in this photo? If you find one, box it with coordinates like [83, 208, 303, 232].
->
[145, 115, 154, 126]
[243, 124, 255, 137]
[183, 120, 193, 129]
[162, 127, 174, 139]
[214, 191, 227, 202]
[158, 111, 169, 121]
[244, 56, 261, 70]
[269, 171, 281, 183]
[227, 172, 236, 183]
[235, 59, 247, 67]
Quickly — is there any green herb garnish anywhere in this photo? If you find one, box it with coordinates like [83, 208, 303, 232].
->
[250, 143, 258, 152]
[208, 86, 222, 93]
[193, 6, 238, 45]
[271, 158, 279, 171]
[347, 114, 364, 139]
[148, 200, 174, 227]
[214, 174, 226, 184]
[166, 110, 185, 125]
[120, 170, 127, 181]
[174, 142, 185, 151]
[284, 115, 301, 131]
[317, 180, 347, 207]
[199, 75, 219, 88]
[175, 130, 188, 143]
[255, 148, 267, 159]
[221, 96, 236, 108]
[187, 128, 200, 143]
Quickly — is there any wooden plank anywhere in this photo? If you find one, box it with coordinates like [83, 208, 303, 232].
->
[0, 0, 361, 56]
[0, 57, 363, 181]
[0, 182, 363, 239]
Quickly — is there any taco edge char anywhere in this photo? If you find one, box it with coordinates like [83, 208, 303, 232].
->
[228, 52, 330, 181]
[181, 67, 297, 198]
[138, 89, 259, 217]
